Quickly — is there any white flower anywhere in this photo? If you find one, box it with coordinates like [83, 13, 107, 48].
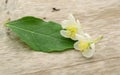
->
[60, 14, 82, 40]
[60, 14, 103, 58]
[74, 34, 103, 58]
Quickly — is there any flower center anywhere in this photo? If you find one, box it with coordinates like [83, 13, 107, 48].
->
[78, 40, 90, 52]
[66, 25, 77, 38]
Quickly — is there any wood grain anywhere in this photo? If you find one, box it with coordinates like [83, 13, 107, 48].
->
[0, 0, 120, 75]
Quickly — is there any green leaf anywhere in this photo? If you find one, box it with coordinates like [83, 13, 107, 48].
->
[6, 16, 75, 52]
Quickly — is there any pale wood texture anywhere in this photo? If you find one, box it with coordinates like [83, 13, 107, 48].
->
[0, 0, 120, 75]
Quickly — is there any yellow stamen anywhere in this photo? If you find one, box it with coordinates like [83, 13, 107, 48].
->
[66, 25, 77, 38]
[78, 40, 90, 52]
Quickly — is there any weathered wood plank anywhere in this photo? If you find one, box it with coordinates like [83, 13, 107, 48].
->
[0, 0, 120, 75]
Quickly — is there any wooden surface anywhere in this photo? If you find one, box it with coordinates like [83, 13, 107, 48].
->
[0, 0, 120, 75]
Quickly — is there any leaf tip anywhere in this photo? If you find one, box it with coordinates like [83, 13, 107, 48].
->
[4, 18, 11, 26]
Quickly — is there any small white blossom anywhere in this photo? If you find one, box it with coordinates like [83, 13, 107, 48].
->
[60, 14, 82, 40]
[74, 34, 103, 58]
[60, 14, 103, 58]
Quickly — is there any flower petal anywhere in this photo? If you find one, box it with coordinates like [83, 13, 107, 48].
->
[70, 34, 78, 40]
[76, 34, 87, 40]
[61, 20, 76, 28]
[84, 33, 92, 39]
[81, 43, 95, 58]
[61, 14, 82, 31]
[74, 41, 80, 50]
[77, 33, 92, 41]
[76, 20, 81, 28]
[68, 14, 76, 22]
[60, 30, 69, 38]
[76, 20, 83, 33]
[61, 20, 70, 28]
